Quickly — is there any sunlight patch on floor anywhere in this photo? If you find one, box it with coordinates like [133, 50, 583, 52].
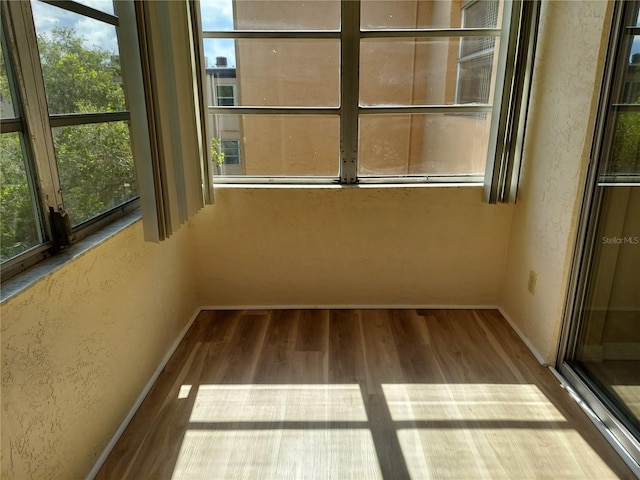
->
[189, 384, 368, 422]
[397, 427, 621, 479]
[169, 383, 624, 479]
[171, 429, 381, 480]
[382, 384, 621, 480]
[381, 383, 566, 421]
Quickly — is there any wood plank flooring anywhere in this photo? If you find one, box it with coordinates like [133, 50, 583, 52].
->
[95, 309, 636, 479]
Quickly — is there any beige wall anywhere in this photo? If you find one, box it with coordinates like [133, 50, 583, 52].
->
[500, 0, 612, 364]
[191, 186, 512, 307]
[1, 221, 200, 479]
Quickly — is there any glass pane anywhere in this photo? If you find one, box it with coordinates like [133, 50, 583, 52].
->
[463, 0, 500, 28]
[31, 0, 126, 114]
[1, 41, 16, 119]
[573, 185, 640, 436]
[607, 113, 640, 175]
[209, 114, 339, 176]
[220, 140, 241, 165]
[72, 0, 115, 15]
[52, 122, 137, 226]
[0, 133, 42, 261]
[623, 36, 640, 104]
[204, 39, 340, 106]
[360, 38, 498, 106]
[361, 0, 500, 30]
[358, 113, 491, 176]
[200, 0, 340, 31]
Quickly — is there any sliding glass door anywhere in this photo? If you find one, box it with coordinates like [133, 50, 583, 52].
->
[561, 1, 640, 473]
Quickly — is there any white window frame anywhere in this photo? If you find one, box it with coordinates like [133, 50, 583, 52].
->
[0, 0, 139, 280]
[215, 84, 236, 107]
[202, 0, 539, 194]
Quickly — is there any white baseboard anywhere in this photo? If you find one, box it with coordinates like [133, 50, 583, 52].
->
[85, 307, 202, 480]
[498, 306, 548, 366]
[198, 304, 501, 311]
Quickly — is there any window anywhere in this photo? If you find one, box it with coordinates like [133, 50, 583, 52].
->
[215, 85, 236, 106]
[200, 0, 537, 186]
[1, 0, 138, 278]
[1, 38, 43, 262]
[456, 0, 500, 105]
[221, 140, 241, 165]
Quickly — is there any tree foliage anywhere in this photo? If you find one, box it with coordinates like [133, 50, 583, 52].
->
[610, 113, 640, 175]
[1, 28, 137, 261]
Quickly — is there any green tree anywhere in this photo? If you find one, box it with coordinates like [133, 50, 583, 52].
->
[610, 112, 640, 175]
[37, 27, 126, 114]
[1, 28, 137, 261]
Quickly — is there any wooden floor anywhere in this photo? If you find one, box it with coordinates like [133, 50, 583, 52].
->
[96, 309, 636, 479]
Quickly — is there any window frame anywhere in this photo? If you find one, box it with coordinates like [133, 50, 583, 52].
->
[220, 139, 241, 165]
[455, 0, 499, 106]
[0, 0, 140, 281]
[215, 84, 237, 107]
[201, 0, 534, 187]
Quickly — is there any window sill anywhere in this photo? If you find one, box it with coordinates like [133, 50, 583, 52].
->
[212, 181, 485, 189]
[1, 210, 142, 304]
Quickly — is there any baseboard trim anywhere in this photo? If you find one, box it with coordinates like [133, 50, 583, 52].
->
[199, 304, 501, 311]
[498, 306, 548, 366]
[85, 307, 202, 480]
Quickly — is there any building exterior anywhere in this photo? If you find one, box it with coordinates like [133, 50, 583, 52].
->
[205, 58, 244, 175]
[205, 0, 500, 177]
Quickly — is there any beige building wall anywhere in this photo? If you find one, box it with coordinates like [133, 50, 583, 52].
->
[224, 0, 492, 177]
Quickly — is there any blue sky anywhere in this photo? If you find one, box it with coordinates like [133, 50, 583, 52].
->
[31, 0, 119, 53]
[200, 0, 237, 67]
[31, 0, 237, 67]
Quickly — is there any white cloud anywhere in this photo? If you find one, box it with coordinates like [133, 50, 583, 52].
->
[200, 0, 234, 31]
[200, 0, 237, 67]
[73, 0, 114, 15]
[31, 1, 118, 54]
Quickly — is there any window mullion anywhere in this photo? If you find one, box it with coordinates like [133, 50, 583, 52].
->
[340, 0, 360, 184]
[3, 0, 64, 216]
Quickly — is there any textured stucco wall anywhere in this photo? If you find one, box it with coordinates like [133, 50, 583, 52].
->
[1, 220, 200, 479]
[191, 186, 513, 307]
[500, 0, 612, 364]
